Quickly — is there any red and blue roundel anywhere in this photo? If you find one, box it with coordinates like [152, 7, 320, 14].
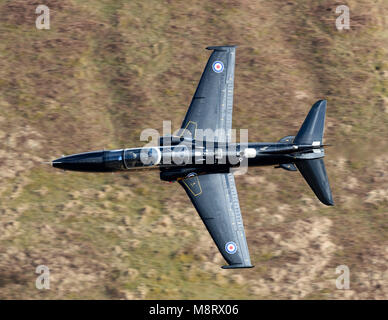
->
[225, 241, 237, 254]
[212, 61, 224, 73]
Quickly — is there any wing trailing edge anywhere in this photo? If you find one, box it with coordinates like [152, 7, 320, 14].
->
[179, 173, 253, 269]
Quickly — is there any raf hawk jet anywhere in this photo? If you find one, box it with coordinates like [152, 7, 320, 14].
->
[52, 46, 333, 269]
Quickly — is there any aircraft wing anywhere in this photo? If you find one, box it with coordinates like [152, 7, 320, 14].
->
[180, 46, 236, 143]
[179, 173, 253, 269]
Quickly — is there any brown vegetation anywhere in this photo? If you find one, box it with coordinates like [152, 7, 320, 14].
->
[0, 0, 387, 299]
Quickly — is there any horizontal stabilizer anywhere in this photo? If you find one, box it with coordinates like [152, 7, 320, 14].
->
[295, 158, 334, 206]
[294, 100, 326, 145]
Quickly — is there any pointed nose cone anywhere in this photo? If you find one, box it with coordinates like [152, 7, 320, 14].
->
[52, 151, 106, 172]
[52, 159, 64, 169]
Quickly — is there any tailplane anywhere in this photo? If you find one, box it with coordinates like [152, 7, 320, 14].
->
[295, 159, 333, 205]
[294, 100, 326, 145]
[294, 100, 334, 206]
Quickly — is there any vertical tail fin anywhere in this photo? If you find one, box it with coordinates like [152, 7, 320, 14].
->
[294, 100, 334, 206]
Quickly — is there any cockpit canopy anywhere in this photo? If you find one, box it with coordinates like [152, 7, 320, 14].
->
[123, 148, 160, 168]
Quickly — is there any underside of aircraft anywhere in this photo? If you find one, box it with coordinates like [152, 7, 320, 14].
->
[52, 46, 333, 269]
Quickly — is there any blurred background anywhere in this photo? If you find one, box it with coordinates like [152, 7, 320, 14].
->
[0, 0, 387, 299]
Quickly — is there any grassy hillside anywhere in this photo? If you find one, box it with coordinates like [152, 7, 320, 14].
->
[0, 0, 387, 299]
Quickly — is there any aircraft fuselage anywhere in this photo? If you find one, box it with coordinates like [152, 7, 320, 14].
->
[52, 140, 324, 181]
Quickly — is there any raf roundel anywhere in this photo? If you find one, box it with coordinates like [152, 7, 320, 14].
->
[225, 241, 238, 254]
[212, 61, 224, 73]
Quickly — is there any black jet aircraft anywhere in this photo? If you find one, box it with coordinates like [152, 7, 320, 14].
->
[52, 46, 333, 269]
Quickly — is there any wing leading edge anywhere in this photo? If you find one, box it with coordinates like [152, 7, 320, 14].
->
[179, 173, 253, 269]
[179, 46, 236, 143]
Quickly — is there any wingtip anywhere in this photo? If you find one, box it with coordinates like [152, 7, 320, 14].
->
[221, 264, 254, 269]
[206, 45, 237, 51]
